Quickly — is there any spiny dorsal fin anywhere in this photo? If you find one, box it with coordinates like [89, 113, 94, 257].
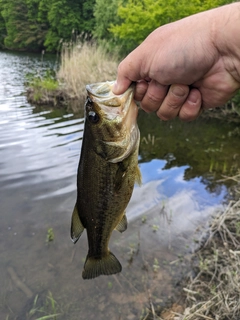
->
[82, 251, 122, 280]
[70, 204, 84, 244]
[115, 213, 127, 233]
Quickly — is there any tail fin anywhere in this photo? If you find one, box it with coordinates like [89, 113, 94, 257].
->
[82, 251, 122, 280]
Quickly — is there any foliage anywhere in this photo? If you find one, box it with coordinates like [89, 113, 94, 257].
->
[26, 69, 59, 91]
[0, 0, 48, 50]
[110, 0, 234, 53]
[45, 0, 95, 50]
[0, 0, 95, 51]
[44, 0, 81, 51]
[93, 0, 131, 54]
[0, 10, 6, 47]
[93, 0, 120, 42]
[0, 0, 236, 52]
[26, 69, 60, 105]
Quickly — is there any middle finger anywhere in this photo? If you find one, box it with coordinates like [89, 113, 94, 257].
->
[140, 80, 168, 113]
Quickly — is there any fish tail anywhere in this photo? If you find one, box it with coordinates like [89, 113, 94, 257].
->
[82, 251, 122, 280]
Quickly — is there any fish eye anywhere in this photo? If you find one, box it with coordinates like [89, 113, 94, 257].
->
[88, 111, 99, 124]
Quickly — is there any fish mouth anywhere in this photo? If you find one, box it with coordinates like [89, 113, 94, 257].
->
[86, 81, 139, 163]
[85, 81, 136, 118]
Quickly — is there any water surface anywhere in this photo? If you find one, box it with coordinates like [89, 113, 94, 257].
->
[0, 51, 239, 320]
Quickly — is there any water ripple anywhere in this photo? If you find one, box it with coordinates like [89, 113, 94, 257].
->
[0, 52, 83, 195]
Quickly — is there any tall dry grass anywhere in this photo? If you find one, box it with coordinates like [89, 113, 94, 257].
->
[173, 172, 240, 320]
[57, 41, 118, 106]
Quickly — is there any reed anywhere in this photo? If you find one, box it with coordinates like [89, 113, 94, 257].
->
[57, 41, 118, 106]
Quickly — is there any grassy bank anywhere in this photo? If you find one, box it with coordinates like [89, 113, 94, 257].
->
[26, 41, 118, 110]
[174, 173, 240, 320]
[26, 41, 240, 120]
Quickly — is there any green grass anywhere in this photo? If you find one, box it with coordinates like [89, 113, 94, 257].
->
[28, 291, 61, 320]
[26, 70, 59, 92]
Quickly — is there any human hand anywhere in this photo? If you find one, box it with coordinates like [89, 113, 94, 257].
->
[113, 3, 240, 121]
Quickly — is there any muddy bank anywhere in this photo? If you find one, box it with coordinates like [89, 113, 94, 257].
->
[26, 86, 86, 114]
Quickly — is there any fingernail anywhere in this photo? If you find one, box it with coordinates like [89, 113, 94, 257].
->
[188, 91, 199, 104]
[112, 81, 118, 93]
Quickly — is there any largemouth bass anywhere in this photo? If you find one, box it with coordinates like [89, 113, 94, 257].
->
[71, 81, 141, 280]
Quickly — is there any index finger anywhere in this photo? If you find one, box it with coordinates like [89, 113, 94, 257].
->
[112, 51, 145, 95]
[112, 62, 133, 95]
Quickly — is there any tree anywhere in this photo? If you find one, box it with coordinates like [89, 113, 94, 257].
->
[44, 0, 96, 51]
[94, 0, 120, 40]
[110, 0, 233, 53]
[0, 9, 6, 48]
[0, 0, 48, 50]
[0, 0, 96, 52]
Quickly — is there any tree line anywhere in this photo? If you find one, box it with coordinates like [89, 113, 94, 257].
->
[0, 0, 234, 53]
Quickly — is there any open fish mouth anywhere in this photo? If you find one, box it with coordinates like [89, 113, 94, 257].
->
[85, 81, 139, 163]
[86, 81, 135, 116]
[86, 81, 137, 130]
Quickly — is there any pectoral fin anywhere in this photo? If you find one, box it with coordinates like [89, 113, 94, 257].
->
[70, 204, 84, 244]
[115, 213, 127, 233]
[114, 161, 127, 192]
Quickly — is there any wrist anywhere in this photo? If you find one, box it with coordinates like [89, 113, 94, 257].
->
[213, 3, 240, 85]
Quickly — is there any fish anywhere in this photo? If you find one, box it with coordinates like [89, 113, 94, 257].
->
[70, 81, 141, 280]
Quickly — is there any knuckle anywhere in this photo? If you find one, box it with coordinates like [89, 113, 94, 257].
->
[135, 81, 148, 99]
[168, 85, 189, 108]
[147, 91, 161, 104]
[171, 85, 188, 97]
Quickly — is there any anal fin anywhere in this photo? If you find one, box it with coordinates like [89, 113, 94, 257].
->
[70, 204, 84, 243]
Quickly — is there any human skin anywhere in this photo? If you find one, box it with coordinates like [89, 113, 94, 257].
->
[113, 3, 240, 121]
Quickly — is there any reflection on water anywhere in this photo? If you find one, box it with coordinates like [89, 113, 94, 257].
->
[0, 50, 239, 319]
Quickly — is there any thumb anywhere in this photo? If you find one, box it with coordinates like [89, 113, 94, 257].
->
[112, 77, 132, 95]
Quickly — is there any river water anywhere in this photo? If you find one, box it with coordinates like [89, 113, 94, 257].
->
[0, 51, 239, 320]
